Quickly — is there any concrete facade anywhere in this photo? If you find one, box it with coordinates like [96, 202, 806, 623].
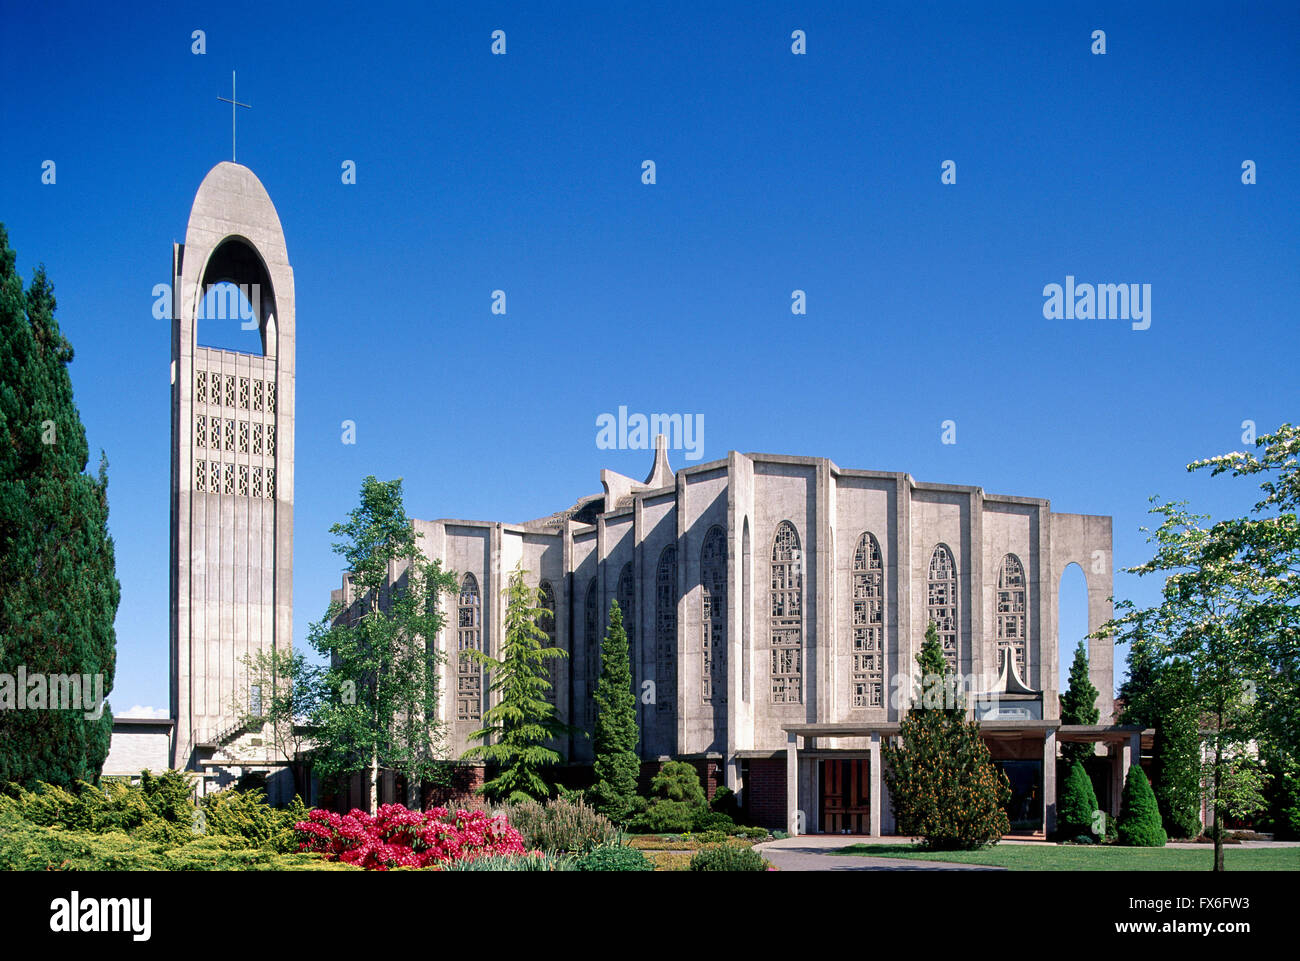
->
[169, 162, 295, 775]
[102, 718, 174, 777]
[337, 438, 1115, 831]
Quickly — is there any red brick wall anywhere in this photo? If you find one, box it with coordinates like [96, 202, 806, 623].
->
[318, 765, 487, 813]
[745, 758, 787, 830]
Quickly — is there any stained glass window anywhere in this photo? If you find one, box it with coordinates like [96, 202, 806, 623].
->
[851, 532, 885, 708]
[457, 573, 482, 721]
[997, 554, 1027, 680]
[927, 544, 960, 672]
[770, 521, 802, 703]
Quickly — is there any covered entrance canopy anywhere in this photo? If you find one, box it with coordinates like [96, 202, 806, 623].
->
[777, 720, 1149, 838]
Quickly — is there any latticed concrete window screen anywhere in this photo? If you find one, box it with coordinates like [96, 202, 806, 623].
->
[770, 521, 803, 703]
[266, 467, 275, 499]
[655, 546, 676, 715]
[266, 425, 276, 458]
[196, 371, 207, 404]
[457, 574, 482, 721]
[852, 532, 885, 708]
[195, 459, 206, 491]
[224, 375, 236, 408]
[538, 580, 558, 705]
[927, 545, 959, 672]
[239, 377, 249, 410]
[195, 415, 206, 448]
[252, 423, 262, 455]
[266, 382, 276, 414]
[617, 562, 635, 660]
[584, 579, 599, 726]
[701, 525, 727, 704]
[997, 553, 1027, 679]
[224, 418, 235, 453]
[252, 379, 263, 411]
[251, 466, 262, 499]
[238, 421, 249, 454]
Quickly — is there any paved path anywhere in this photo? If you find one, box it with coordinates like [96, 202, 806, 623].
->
[754, 835, 1004, 871]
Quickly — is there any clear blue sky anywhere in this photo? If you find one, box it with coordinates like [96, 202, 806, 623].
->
[2, 1, 1296, 715]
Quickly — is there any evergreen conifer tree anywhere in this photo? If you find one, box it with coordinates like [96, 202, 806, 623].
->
[1060, 640, 1100, 767]
[1056, 760, 1101, 840]
[0, 225, 119, 787]
[1117, 764, 1167, 847]
[882, 622, 1011, 849]
[588, 600, 640, 822]
[463, 564, 569, 803]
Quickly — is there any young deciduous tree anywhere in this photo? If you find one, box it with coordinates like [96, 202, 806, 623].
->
[1187, 424, 1300, 802]
[882, 622, 1011, 849]
[589, 600, 640, 823]
[308, 476, 457, 814]
[1099, 497, 1269, 870]
[462, 564, 569, 803]
[0, 225, 119, 788]
[233, 647, 320, 800]
[1119, 634, 1201, 839]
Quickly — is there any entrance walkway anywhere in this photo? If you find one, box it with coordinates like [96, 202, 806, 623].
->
[755, 835, 1005, 871]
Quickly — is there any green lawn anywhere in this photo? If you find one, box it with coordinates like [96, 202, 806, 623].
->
[830, 842, 1300, 871]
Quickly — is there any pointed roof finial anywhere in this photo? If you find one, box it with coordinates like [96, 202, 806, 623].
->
[643, 433, 675, 488]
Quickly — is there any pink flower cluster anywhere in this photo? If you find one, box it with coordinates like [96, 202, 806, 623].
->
[294, 803, 526, 870]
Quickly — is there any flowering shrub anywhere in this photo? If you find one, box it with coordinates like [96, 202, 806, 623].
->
[294, 803, 525, 870]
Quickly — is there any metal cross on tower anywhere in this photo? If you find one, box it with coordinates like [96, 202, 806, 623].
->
[217, 71, 251, 162]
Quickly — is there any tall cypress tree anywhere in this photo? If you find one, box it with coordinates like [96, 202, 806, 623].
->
[588, 599, 640, 822]
[0, 224, 119, 787]
[1060, 640, 1100, 767]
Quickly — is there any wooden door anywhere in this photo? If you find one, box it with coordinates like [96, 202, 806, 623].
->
[821, 759, 871, 834]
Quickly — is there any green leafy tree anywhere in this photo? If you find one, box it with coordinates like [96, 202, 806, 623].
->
[0, 225, 119, 788]
[1117, 765, 1167, 847]
[232, 647, 320, 800]
[882, 622, 1011, 849]
[1119, 636, 1201, 839]
[1187, 424, 1300, 787]
[308, 476, 457, 814]
[462, 564, 570, 803]
[588, 600, 640, 822]
[1059, 641, 1100, 767]
[1098, 496, 1269, 870]
[1056, 761, 1100, 840]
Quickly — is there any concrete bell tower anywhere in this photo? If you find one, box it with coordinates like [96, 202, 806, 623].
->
[169, 162, 295, 771]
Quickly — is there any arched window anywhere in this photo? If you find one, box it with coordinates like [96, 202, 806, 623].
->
[655, 546, 677, 715]
[538, 580, 558, 705]
[770, 521, 803, 703]
[927, 545, 959, 672]
[852, 533, 885, 708]
[457, 573, 482, 721]
[701, 526, 727, 704]
[997, 554, 1027, 680]
[584, 578, 599, 726]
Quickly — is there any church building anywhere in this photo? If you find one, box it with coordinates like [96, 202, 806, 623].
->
[335, 434, 1139, 836]
[103, 159, 1143, 836]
